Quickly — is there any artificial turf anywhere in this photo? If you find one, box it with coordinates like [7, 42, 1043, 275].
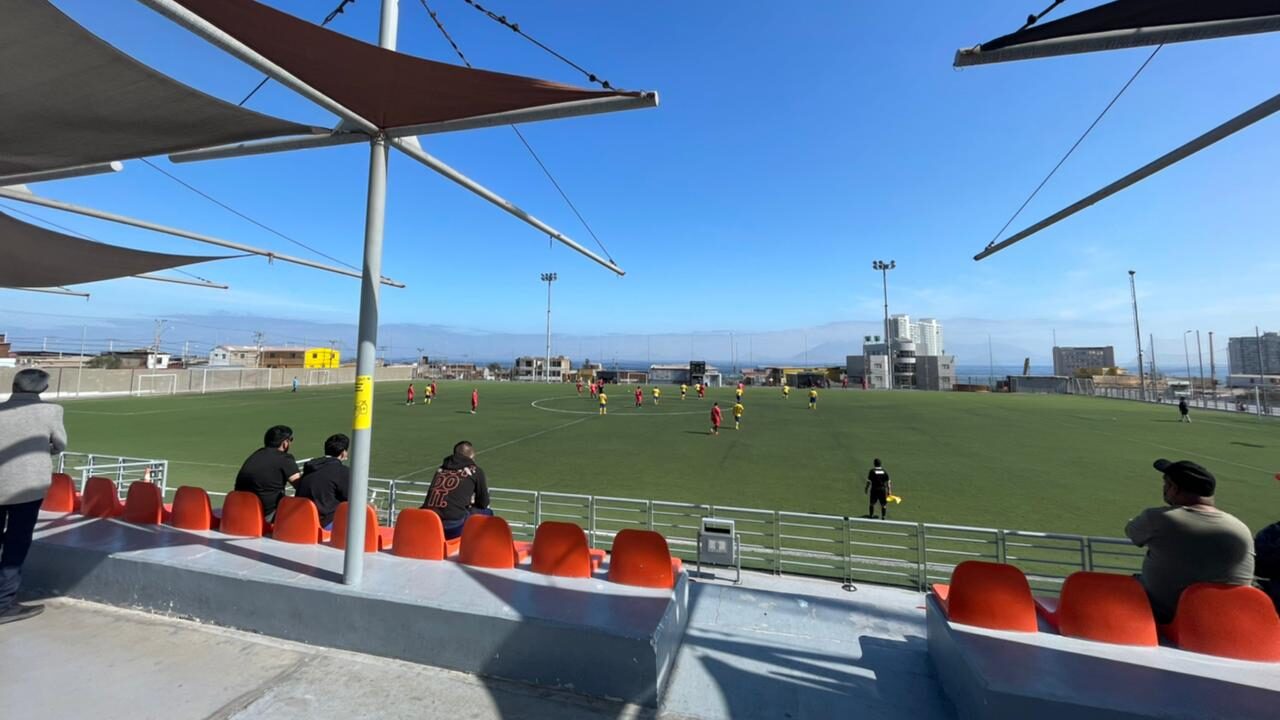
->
[61, 380, 1280, 538]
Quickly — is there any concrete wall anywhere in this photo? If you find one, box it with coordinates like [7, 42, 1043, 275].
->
[0, 365, 417, 401]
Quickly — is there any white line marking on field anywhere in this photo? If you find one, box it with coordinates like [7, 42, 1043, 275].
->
[393, 415, 591, 481]
[1060, 416, 1275, 474]
[530, 397, 705, 417]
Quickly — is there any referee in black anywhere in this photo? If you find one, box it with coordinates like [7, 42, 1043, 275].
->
[865, 458, 892, 520]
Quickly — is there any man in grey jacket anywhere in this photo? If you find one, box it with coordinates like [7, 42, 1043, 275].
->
[0, 369, 68, 624]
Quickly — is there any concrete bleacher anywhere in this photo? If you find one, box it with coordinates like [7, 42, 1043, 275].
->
[25, 512, 688, 706]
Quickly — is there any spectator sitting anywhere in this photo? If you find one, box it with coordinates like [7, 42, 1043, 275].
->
[1255, 520, 1280, 613]
[294, 433, 351, 530]
[233, 425, 301, 522]
[1125, 459, 1255, 623]
[420, 441, 491, 540]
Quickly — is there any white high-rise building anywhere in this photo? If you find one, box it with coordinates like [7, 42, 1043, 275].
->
[914, 318, 943, 357]
[888, 314, 912, 342]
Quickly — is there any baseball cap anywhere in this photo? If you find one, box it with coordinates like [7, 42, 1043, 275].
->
[1153, 459, 1216, 497]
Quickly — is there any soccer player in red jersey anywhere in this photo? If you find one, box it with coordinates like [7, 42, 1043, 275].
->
[635, 387, 643, 407]
[406, 383, 415, 406]
[710, 402, 722, 436]
[576, 380, 583, 396]
[470, 388, 479, 414]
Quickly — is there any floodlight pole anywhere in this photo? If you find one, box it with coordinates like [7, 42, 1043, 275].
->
[1129, 271, 1146, 402]
[542, 272, 557, 383]
[343, 0, 398, 587]
[873, 260, 895, 389]
[1196, 330, 1206, 408]
[1183, 331, 1194, 401]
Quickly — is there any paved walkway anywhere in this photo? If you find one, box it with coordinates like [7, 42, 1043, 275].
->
[3, 572, 954, 719]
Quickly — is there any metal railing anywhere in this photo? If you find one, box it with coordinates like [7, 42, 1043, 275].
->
[360, 476, 1144, 592]
[68, 453, 1144, 593]
[58, 452, 169, 500]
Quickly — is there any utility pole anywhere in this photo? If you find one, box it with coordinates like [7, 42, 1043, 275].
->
[541, 272, 557, 383]
[1182, 331, 1194, 401]
[1257, 326, 1267, 415]
[1208, 331, 1216, 391]
[252, 330, 265, 369]
[1149, 333, 1158, 397]
[1195, 330, 1206, 408]
[873, 260, 896, 389]
[1128, 271, 1146, 401]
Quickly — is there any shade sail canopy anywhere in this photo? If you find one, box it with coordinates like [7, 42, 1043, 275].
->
[955, 0, 1280, 66]
[0, 0, 317, 179]
[0, 210, 227, 288]
[174, 0, 649, 131]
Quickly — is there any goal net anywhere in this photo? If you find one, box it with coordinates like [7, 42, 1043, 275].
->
[306, 369, 332, 386]
[134, 374, 178, 397]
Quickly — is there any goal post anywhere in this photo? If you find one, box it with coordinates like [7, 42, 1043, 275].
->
[306, 369, 332, 386]
[134, 373, 178, 397]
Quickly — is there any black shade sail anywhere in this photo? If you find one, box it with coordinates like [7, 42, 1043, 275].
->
[0, 0, 318, 178]
[956, 0, 1280, 66]
[0, 210, 227, 288]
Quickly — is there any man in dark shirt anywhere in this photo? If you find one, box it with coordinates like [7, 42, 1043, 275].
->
[295, 434, 351, 530]
[1178, 397, 1191, 423]
[233, 425, 301, 521]
[420, 441, 491, 539]
[865, 458, 892, 520]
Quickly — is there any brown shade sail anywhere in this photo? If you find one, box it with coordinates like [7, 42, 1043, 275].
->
[0, 210, 228, 288]
[0, 0, 317, 178]
[174, 0, 645, 130]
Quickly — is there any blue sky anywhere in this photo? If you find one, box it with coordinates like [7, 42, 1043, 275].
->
[5, 1, 1280, 362]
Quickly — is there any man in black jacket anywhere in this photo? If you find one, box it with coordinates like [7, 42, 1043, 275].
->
[295, 434, 351, 530]
[421, 441, 491, 539]
[233, 425, 301, 521]
[865, 458, 892, 520]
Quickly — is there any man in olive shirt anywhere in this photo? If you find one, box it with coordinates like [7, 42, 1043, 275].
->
[1125, 459, 1255, 624]
[233, 425, 301, 521]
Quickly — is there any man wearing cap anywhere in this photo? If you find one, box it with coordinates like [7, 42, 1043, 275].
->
[1125, 459, 1255, 623]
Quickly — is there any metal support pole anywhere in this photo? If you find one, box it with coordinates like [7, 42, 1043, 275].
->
[1183, 331, 1193, 402]
[1257, 326, 1267, 416]
[1208, 331, 1217, 393]
[541, 272, 556, 383]
[1128, 271, 1145, 401]
[1196, 330, 1206, 408]
[343, 0, 398, 587]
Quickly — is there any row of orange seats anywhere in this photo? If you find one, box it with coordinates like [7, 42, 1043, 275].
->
[931, 560, 1280, 662]
[43, 475, 683, 590]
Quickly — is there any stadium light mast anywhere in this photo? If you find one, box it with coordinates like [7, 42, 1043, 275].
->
[542, 272, 557, 383]
[1183, 330, 1194, 401]
[1128, 271, 1146, 401]
[872, 260, 895, 389]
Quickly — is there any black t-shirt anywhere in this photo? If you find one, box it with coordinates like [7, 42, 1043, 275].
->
[233, 447, 300, 518]
[295, 456, 351, 527]
[420, 453, 490, 524]
[867, 467, 890, 494]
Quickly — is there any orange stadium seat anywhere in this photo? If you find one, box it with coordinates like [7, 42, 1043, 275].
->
[330, 503, 394, 552]
[42, 473, 79, 513]
[458, 514, 526, 569]
[169, 486, 220, 531]
[80, 476, 124, 518]
[272, 497, 328, 544]
[121, 481, 165, 525]
[531, 521, 595, 578]
[608, 529, 680, 589]
[931, 561, 1038, 632]
[1165, 583, 1280, 662]
[220, 491, 270, 537]
[391, 509, 459, 560]
[1036, 572, 1156, 646]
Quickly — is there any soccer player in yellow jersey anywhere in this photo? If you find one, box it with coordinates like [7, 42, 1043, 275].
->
[423, 384, 432, 405]
[680, 383, 688, 400]
[735, 386, 744, 402]
[782, 384, 791, 399]
[598, 391, 608, 415]
[808, 387, 818, 410]
[732, 401, 744, 430]
[652, 386, 661, 405]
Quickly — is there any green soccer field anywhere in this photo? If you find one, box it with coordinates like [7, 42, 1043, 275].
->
[60, 381, 1280, 537]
